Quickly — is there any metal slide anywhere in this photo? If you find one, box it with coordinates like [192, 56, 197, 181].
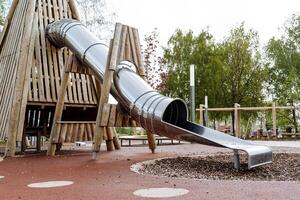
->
[46, 19, 272, 169]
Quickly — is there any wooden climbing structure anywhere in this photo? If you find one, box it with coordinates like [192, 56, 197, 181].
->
[0, 0, 156, 157]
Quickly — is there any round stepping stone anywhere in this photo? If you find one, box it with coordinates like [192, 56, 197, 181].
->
[28, 181, 73, 188]
[133, 187, 189, 198]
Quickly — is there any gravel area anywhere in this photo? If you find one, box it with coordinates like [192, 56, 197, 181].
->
[137, 153, 300, 181]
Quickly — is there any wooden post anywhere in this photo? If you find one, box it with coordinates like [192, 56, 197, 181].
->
[234, 103, 241, 138]
[199, 104, 204, 125]
[21, 127, 27, 153]
[69, 0, 81, 20]
[106, 127, 115, 151]
[92, 23, 123, 159]
[292, 104, 298, 133]
[112, 128, 121, 150]
[110, 127, 121, 150]
[36, 131, 41, 152]
[47, 56, 73, 156]
[16, 14, 39, 142]
[272, 102, 277, 138]
[129, 28, 156, 153]
[238, 105, 241, 138]
[145, 130, 156, 153]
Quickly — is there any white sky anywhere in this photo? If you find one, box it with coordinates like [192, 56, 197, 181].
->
[108, 0, 300, 47]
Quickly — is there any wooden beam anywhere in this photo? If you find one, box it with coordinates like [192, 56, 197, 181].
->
[112, 127, 121, 150]
[5, 0, 37, 156]
[37, 131, 41, 152]
[92, 23, 123, 159]
[69, 0, 81, 20]
[16, 13, 39, 142]
[196, 105, 300, 112]
[146, 130, 156, 153]
[127, 27, 156, 152]
[47, 55, 73, 156]
[106, 127, 115, 151]
[234, 103, 241, 138]
[272, 102, 277, 137]
[132, 28, 145, 77]
[199, 104, 204, 125]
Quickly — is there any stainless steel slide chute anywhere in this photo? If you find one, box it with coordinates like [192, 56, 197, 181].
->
[46, 19, 272, 169]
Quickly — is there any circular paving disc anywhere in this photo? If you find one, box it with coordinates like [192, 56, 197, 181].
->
[133, 187, 189, 198]
[28, 181, 74, 188]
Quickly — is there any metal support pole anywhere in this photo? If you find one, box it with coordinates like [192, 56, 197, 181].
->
[190, 65, 195, 122]
[204, 96, 208, 126]
[233, 150, 240, 170]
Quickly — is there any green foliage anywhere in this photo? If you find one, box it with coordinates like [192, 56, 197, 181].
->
[115, 127, 144, 136]
[265, 14, 300, 130]
[161, 29, 216, 102]
[219, 24, 265, 107]
[160, 24, 265, 121]
[0, 0, 5, 26]
[265, 14, 300, 104]
[115, 127, 133, 135]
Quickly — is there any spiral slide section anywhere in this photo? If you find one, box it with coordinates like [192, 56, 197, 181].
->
[46, 19, 272, 169]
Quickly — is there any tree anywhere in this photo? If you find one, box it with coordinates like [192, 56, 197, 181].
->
[265, 14, 300, 131]
[161, 29, 219, 103]
[266, 14, 300, 103]
[218, 24, 266, 133]
[160, 29, 227, 125]
[160, 24, 266, 133]
[219, 23, 265, 108]
[77, 0, 117, 43]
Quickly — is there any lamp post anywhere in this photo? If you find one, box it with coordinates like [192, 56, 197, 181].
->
[204, 95, 208, 126]
[190, 65, 195, 122]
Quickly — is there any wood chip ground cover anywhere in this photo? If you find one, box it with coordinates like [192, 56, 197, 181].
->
[137, 153, 300, 181]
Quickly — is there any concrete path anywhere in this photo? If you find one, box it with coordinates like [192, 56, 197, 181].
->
[252, 140, 300, 148]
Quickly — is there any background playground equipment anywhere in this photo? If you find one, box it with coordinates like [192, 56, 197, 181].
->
[0, 0, 156, 156]
[197, 102, 300, 139]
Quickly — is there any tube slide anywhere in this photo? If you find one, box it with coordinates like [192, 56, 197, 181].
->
[46, 19, 272, 169]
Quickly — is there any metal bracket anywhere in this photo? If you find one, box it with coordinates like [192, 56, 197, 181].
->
[233, 150, 240, 170]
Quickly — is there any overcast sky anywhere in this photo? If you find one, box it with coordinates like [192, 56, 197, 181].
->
[108, 0, 299, 47]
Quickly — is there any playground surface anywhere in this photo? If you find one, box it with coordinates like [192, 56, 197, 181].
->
[0, 142, 299, 200]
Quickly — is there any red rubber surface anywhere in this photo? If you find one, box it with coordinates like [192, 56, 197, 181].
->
[0, 143, 299, 200]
